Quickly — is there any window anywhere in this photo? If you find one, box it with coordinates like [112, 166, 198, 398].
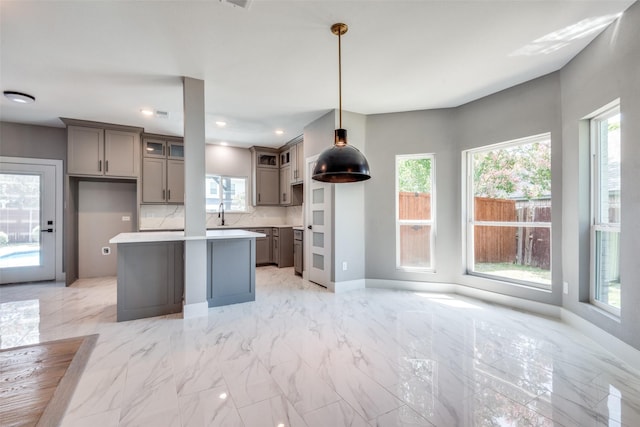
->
[591, 104, 621, 313]
[396, 154, 435, 271]
[465, 134, 552, 288]
[205, 175, 247, 212]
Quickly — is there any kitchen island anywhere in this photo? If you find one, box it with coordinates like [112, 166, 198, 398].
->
[109, 229, 265, 321]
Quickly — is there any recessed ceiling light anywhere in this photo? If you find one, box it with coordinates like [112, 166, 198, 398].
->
[4, 91, 35, 104]
[216, 121, 227, 127]
[140, 109, 154, 116]
[220, 141, 229, 146]
[275, 129, 284, 135]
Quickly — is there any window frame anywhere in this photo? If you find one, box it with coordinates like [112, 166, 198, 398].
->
[464, 133, 552, 290]
[590, 103, 621, 316]
[205, 174, 248, 213]
[395, 153, 436, 272]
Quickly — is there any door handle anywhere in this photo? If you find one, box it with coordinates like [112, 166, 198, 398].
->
[41, 228, 54, 233]
[307, 225, 312, 230]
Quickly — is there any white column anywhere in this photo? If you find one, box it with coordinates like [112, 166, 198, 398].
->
[183, 77, 208, 318]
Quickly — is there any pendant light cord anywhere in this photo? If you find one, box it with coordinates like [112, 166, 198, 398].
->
[338, 28, 342, 129]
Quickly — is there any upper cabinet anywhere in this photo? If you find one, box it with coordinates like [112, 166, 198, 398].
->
[290, 139, 304, 184]
[67, 124, 141, 178]
[251, 147, 280, 206]
[141, 135, 184, 204]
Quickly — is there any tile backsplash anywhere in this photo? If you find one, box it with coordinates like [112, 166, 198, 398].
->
[139, 204, 303, 230]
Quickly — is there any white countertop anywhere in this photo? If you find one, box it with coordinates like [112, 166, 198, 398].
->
[110, 229, 266, 244]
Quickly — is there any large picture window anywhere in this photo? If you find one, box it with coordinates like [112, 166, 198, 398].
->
[205, 175, 247, 212]
[591, 104, 621, 314]
[465, 134, 552, 288]
[396, 154, 435, 271]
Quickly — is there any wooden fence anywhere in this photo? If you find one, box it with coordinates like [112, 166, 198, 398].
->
[398, 192, 431, 267]
[397, 193, 550, 269]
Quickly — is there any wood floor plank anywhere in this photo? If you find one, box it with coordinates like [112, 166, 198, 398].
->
[0, 335, 97, 427]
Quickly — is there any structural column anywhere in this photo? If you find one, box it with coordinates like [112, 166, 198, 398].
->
[182, 77, 208, 317]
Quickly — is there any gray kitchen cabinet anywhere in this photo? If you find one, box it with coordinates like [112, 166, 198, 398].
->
[67, 125, 140, 178]
[116, 240, 184, 321]
[207, 238, 256, 307]
[280, 165, 291, 205]
[252, 227, 272, 265]
[290, 140, 304, 184]
[273, 227, 293, 268]
[141, 136, 184, 204]
[272, 228, 280, 266]
[294, 229, 303, 276]
[256, 167, 279, 205]
[251, 147, 280, 206]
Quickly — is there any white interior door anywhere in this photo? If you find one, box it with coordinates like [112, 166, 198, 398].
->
[0, 160, 56, 284]
[306, 156, 331, 287]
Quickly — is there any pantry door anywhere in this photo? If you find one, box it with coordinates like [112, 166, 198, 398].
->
[0, 159, 57, 284]
[306, 156, 331, 288]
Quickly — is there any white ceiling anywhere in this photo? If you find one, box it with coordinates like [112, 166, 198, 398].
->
[0, 0, 635, 148]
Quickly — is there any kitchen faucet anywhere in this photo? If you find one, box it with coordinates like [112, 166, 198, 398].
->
[218, 202, 225, 226]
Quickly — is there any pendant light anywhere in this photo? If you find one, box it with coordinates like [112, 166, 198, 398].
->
[312, 23, 371, 183]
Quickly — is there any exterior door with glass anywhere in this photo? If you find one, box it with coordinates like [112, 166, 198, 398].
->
[0, 161, 56, 284]
[306, 156, 331, 287]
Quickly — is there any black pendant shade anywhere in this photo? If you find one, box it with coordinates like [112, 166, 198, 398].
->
[312, 129, 371, 183]
[312, 22, 371, 184]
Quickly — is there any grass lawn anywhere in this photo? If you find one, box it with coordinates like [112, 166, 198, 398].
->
[475, 262, 551, 285]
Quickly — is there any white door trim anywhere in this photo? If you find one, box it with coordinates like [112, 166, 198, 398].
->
[305, 155, 332, 288]
[0, 156, 64, 282]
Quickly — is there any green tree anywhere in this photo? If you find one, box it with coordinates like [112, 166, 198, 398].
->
[473, 141, 551, 199]
[398, 158, 431, 193]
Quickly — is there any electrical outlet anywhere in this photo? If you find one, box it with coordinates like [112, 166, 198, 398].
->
[102, 247, 111, 255]
[563, 281, 569, 294]
[122, 215, 130, 222]
[342, 261, 348, 271]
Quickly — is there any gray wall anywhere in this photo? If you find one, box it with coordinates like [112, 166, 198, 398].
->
[78, 181, 136, 277]
[365, 109, 458, 284]
[0, 122, 66, 162]
[455, 72, 563, 306]
[362, 3, 639, 351]
[205, 144, 251, 177]
[560, 2, 640, 349]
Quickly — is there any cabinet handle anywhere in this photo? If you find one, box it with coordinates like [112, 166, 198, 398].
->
[258, 193, 261, 202]
[105, 160, 109, 172]
[163, 189, 166, 200]
[167, 189, 171, 200]
[98, 160, 102, 172]
[163, 146, 165, 156]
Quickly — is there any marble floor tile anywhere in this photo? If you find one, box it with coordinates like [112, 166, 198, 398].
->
[0, 266, 639, 427]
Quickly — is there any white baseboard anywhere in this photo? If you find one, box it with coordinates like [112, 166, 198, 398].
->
[183, 301, 209, 319]
[330, 279, 366, 293]
[366, 279, 456, 293]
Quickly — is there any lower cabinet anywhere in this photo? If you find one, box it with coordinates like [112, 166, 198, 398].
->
[116, 241, 184, 321]
[252, 227, 272, 265]
[207, 238, 256, 307]
[273, 227, 293, 268]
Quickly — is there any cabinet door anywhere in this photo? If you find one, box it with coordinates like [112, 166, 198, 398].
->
[105, 130, 140, 177]
[290, 145, 298, 182]
[68, 126, 104, 175]
[280, 166, 291, 205]
[256, 168, 279, 205]
[296, 143, 304, 183]
[294, 240, 302, 274]
[142, 158, 166, 203]
[272, 236, 279, 265]
[143, 139, 166, 158]
[167, 160, 184, 203]
[168, 142, 184, 159]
